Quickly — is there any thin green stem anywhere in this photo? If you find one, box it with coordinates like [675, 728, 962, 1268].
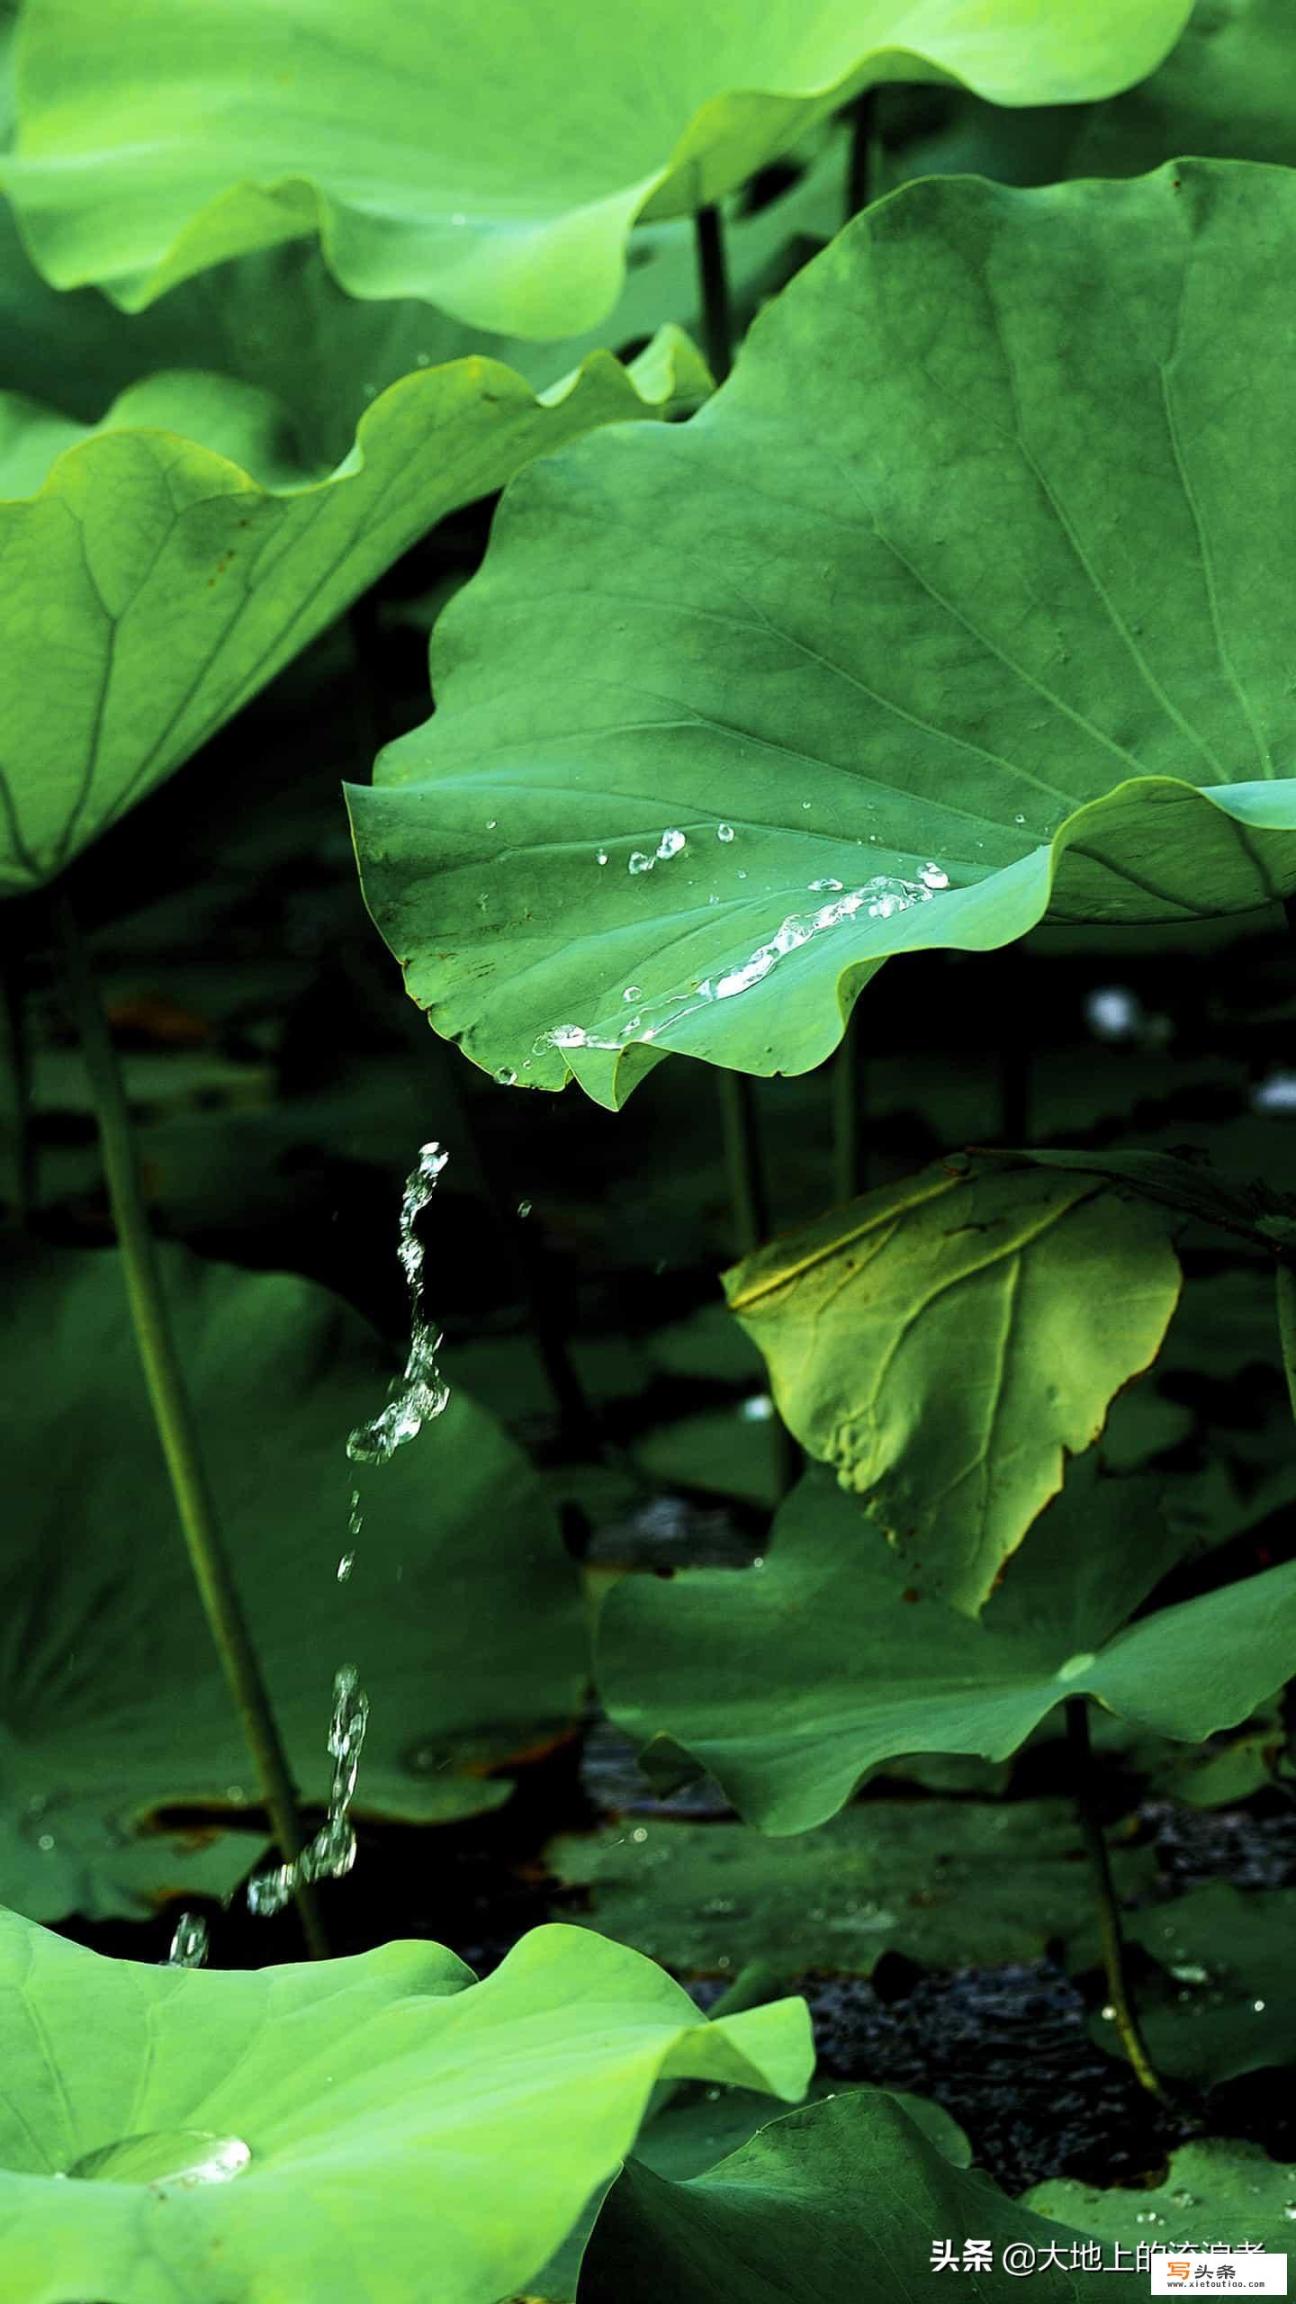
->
[58, 895, 328, 1959]
[2, 946, 35, 1224]
[1066, 1695, 1160, 2096]
[845, 91, 878, 222]
[832, 1025, 867, 1203]
[719, 1072, 769, 1258]
[694, 205, 733, 383]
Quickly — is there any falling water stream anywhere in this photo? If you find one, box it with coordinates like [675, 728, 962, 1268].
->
[246, 1141, 452, 1924]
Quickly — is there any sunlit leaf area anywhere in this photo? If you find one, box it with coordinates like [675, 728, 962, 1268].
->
[2, 2, 1295, 2297]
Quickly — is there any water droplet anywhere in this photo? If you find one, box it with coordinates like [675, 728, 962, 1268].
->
[1085, 986, 1139, 1042]
[631, 1827, 648, 1844]
[485, 818, 497, 830]
[919, 862, 949, 889]
[495, 1066, 517, 1086]
[336, 1553, 354, 1582]
[1013, 811, 1027, 827]
[545, 1024, 589, 1051]
[807, 878, 843, 893]
[739, 1393, 773, 1422]
[623, 986, 642, 1002]
[346, 1146, 451, 1465]
[656, 828, 686, 860]
[66, 2130, 251, 2189]
[1253, 1998, 1267, 2012]
[628, 851, 654, 875]
[716, 823, 735, 843]
[165, 1913, 208, 1969]
[1254, 1071, 1296, 1114]
[751, 1556, 766, 1571]
[595, 849, 609, 865]
[37, 1833, 54, 1853]
[1100, 2003, 1117, 2022]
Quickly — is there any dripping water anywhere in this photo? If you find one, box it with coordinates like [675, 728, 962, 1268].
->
[165, 1912, 208, 1969]
[246, 1666, 369, 1917]
[345, 1142, 451, 1464]
[247, 1142, 451, 1924]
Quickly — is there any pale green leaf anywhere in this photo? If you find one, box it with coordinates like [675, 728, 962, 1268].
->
[725, 1160, 1181, 1610]
[6, 0, 1189, 326]
[0, 1910, 812, 2304]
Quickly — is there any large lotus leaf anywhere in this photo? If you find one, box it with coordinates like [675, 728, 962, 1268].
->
[0, 328, 703, 894]
[725, 1159, 1180, 1610]
[1025, 2139, 1296, 2258]
[0, 142, 846, 470]
[1070, 0, 1294, 176]
[5, 0, 1188, 327]
[352, 162, 1296, 1107]
[894, 0, 1296, 194]
[0, 1910, 811, 2304]
[0, 1245, 586, 1920]
[580, 2090, 1091, 2302]
[1116, 1884, 1296, 2087]
[596, 1466, 1296, 1832]
[550, 1799, 1153, 1976]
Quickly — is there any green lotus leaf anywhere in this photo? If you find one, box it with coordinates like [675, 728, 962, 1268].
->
[580, 2090, 1091, 2302]
[5, 0, 1189, 326]
[893, 0, 1296, 195]
[0, 326, 704, 894]
[1118, 1883, 1296, 2086]
[636, 2080, 972, 2186]
[0, 139, 847, 470]
[595, 1465, 1296, 1832]
[549, 1798, 1153, 1976]
[1025, 2138, 1296, 2257]
[352, 161, 1296, 1107]
[0, 1245, 585, 1920]
[1071, 0, 1293, 174]
[725, 1159, 1181, 1610]
[0, 1908, 812, 2304]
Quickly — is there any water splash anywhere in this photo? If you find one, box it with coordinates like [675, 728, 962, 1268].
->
[536, 867, 953, 1060]
[346, 1142, 450, 1464]
[247, 1665, 369, 1918]
[165, 1912, 208, 1969]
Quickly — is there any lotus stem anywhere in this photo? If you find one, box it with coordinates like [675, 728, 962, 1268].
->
[1065, 1695, 1160, 2096]
[2, 942, 35, 1224]
[832, 1026, 867, 1203]
[691, 211, 762, 1259]
[845, 90, 878, 221]
[719, 1071, 770, 1259]
[694, 204, 733, 383]
[57, 894, 329, 1960]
